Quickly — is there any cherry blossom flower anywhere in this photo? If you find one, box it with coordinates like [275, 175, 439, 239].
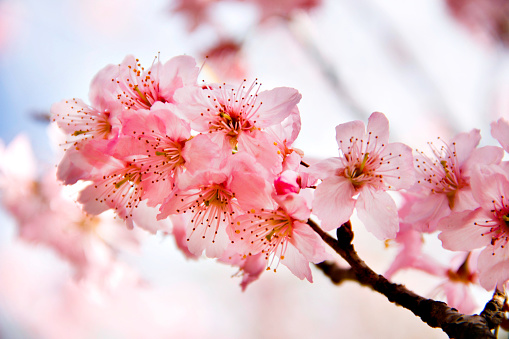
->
[174, 80, 301, 172]
[50, 97, 121, 152]
[0, 135, 40, 222]
[158, 152, 273, 258]
[385, 223, 447, 279]
[202, 39, 247, 81]
[171, 0, 218, 32]
[445, 0, 509, 47]
[439, 164, 509, 290]
[97, 54, 199, 111]
[438, 252, 479, 314]
[405, 129, 503, 232]
[309, 112, 414, 240]
[230, 193, 328, 281]
[77, 158, 144, 230]
[248, 0, 322, 22]
[115, 103, 219, 206]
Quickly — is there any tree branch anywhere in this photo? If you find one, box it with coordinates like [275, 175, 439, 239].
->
[308, 219, 496, 339]
[314, 261, 358, 285]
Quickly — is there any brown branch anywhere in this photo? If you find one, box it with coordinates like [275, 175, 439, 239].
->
[308, 219, 495, 339]
[314, 261, 358, 285]
[480, 289, 506, 330]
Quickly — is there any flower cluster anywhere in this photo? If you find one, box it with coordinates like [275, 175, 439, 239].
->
[51, 54, 329, 285]
[49, 53, 509, 300]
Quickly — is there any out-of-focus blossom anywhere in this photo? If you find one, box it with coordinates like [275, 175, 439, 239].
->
[171, 0, 218, 32]
[171, 0, 322, 32]
[203, 40, 247, 81]
[247, 0, 322, 22]
[0, 136, 142, 281]
[438, 252, 479, 314]
[445, 0, 509, 47]
[385, 224, 447, 279]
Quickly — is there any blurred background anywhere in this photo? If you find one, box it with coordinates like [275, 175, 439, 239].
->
[0, 0, 508, 338]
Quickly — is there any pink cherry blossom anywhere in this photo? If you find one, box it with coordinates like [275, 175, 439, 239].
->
[439, 164, 509, 290]
[309, 112, 414, 240]
[78, 159, 144, 230]
[51, 97, 121, 152]
[158, 152, 273, 258]
[230, 193, 328, 282]
[174, 80, 301, 172]
[445, 0, 509, 46]
[440, 252, 479, 314]
[405, 129, 503, 232]
[0, 135, 40, 222]
[97, 54, 199, 110]
[247, 0, 322, 22]
[202, 39, 247, 81]
[171, 0, 218, 32]
[385, 223, 447, 279]
[115, 103, 206, 206]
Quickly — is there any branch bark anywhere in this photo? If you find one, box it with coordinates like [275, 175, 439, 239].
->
[309, 219, 497, 339]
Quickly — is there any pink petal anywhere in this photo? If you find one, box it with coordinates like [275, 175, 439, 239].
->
[335, 120, 365, 156]
[477, 245, 509, 290]
[452, 129, 481, 165]
[277, 194, 310, 221]
[159, 55, 199, 103]
[78, 184, 110, 215]
[237, 132, 282, 175]
[307, 157, 343, 179]
[279, 243, 313, 282]
[230, 172, 274, 211]
[491, 118, 509, 153]
[312, 176, 355, 231]
[186, 221, 229, 258]
[442, 282, 477, 314]
[451, 189, 479, 212]
[470, 165, 509, 210]
[438, 209, 492, 251]
[169, 214, 199, 260]
[132, 201, 172, 234]
[356, 189, 399, 240]
[291, 221, 330, 263]
[254, 87, 302, 128]
[182, 134, 223, 173]
[404, 193, 451, 233]
[462, 146, 503, 179]
[377, 142, 415, 190]
[366, 111, 390, 148]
